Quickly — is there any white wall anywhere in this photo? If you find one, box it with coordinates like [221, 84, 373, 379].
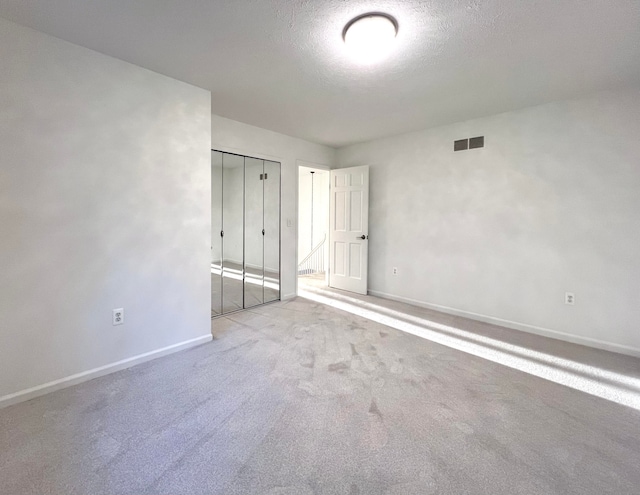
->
[336, 88, 640, 356]
[0, 18, 212, 405]
[211, 115, 336, 299]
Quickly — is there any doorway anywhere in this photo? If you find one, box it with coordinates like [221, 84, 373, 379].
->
[297, 166, 329, 292]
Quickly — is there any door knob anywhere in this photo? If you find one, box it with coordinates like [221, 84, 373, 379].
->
[357, 235, 368, 240]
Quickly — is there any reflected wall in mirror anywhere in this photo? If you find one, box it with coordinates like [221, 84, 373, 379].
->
[211, 151, 223, 316]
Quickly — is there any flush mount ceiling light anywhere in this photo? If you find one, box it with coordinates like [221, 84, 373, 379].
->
[343, 12, 398, 65]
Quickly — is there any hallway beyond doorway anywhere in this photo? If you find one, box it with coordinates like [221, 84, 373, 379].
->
[297, 166, 329, 289]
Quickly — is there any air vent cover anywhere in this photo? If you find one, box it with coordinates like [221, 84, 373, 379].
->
[469, 136, 484, 149]
[454, 139, 468, 151]
[454, 136, 484, 151]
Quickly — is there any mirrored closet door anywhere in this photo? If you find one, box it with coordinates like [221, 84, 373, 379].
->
[244, 157, 264, 309]
[263, 160, 281, 304]
[221, 153, 244, 313]
[211, 151, 281, 317]
[211, 151, 223, 316]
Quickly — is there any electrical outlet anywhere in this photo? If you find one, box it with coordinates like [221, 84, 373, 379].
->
[113, 308, 124, 325]
[392, 267, 398, 275]
[564, 293, 575, 305]
[287, 218, 293, 228]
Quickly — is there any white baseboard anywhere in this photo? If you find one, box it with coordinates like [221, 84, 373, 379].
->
[368, 290, 640, 358]
[0, 334, 213, 409]
[282, 292, 296, 300]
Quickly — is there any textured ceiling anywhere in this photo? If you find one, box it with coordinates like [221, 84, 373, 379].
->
[1, 0, 639, 147]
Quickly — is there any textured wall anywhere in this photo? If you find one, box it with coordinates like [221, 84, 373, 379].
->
[211, 115, 336, 299]
[336, 89, 640, 355]
[0, 18, 211, 400]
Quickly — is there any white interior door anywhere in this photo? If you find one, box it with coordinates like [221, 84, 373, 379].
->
[329, 165, 369, 294]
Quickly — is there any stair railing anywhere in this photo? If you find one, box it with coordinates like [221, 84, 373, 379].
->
[298, 234, 326, 275]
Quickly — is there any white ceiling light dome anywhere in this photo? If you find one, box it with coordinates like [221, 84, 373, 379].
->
[343, 12, 399, 65]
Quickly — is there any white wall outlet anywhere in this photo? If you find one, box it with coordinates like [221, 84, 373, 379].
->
[113, 308, 124, 325]
[565, 293, 575, 305]
[287, 218, 293, 228]
[392, 267, 398, 275]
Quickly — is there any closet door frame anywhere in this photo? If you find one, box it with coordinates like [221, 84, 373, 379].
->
[211, 149, 281, 316]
